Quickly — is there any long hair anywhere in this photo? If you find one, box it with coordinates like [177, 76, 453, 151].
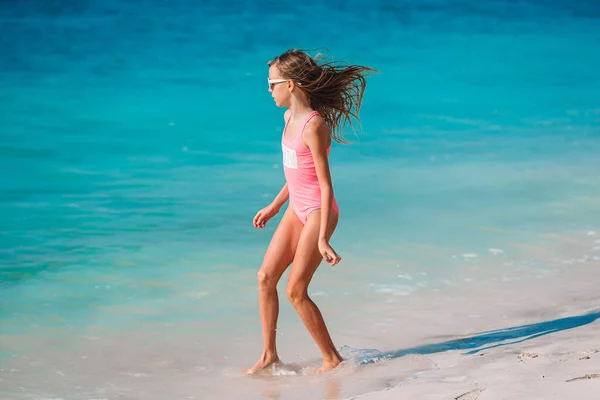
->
[268, 49, 376, 144]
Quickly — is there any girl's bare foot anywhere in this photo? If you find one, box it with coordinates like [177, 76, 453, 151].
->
[244, 353, 280, 375]
[315, 357, 342, 374]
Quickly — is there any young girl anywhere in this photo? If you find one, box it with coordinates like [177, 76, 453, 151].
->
[247, 49, 374, 374]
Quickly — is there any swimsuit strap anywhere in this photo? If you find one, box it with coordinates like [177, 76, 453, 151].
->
[299, 111, 320, 142]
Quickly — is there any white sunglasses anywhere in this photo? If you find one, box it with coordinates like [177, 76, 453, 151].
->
[267, 78, 302, 90]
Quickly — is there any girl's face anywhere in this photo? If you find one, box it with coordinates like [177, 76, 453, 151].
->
[268, 64, 291, 108]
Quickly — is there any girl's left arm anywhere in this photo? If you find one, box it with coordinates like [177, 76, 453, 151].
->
[304, 118, 341, 265]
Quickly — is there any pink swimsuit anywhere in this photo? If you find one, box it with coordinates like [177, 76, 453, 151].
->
[281, 110, 340, 225]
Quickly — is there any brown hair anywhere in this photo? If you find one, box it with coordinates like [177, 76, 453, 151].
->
[268, 49, 376, 144]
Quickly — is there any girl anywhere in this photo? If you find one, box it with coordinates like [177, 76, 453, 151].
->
[247, 49, 374, 374]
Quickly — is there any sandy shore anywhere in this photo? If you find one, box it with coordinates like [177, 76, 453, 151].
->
[358, 314, 600, 400]
[351, 263, 600, 400]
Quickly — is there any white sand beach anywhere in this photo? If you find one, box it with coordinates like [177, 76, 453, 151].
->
[346, 262, 600, 400]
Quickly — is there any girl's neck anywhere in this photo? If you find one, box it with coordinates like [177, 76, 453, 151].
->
[288, 101, 313, 121]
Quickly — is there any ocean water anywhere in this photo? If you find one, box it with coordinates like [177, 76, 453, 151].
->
[1, 0, 599, 399]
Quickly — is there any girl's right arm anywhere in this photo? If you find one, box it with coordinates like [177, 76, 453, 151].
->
[253, 183, 288, 228]
[270, 182, 289, 212]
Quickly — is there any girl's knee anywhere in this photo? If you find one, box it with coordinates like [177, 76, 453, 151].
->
[257, 270, 277, 289]
[285, 283, 308, 305]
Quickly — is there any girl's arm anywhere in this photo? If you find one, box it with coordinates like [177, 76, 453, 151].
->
[270, 183, 289, 211]
[253, 183, 288, 228]
[304, 118, 334, 241]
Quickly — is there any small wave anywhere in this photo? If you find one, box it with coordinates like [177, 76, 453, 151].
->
[489, 248, 504, 256]
[270, 364, 299, 376]
[369, 283, 415, 296]
[339, 345, 389, 365]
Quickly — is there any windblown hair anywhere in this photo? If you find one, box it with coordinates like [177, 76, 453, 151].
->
[269, 49, 376, 144]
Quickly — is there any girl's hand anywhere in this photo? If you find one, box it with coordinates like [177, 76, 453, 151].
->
[253, 204, 279, 228]
[318, 239, 341, 266]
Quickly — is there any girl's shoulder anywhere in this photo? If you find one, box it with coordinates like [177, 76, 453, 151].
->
[303, 113, 330, 146]
[305, 112, 327, 132]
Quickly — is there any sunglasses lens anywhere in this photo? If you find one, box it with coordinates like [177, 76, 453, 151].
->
[268, 79, 285, 91]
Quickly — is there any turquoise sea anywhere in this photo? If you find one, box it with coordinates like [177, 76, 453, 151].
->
[1, 1, 599, 399]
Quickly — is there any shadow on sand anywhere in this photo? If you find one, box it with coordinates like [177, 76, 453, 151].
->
[374, 310, 600, 361]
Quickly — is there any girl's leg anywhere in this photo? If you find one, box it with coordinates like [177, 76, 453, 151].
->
[246, 206, 304, 374]
[285, 209, 342, 373]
